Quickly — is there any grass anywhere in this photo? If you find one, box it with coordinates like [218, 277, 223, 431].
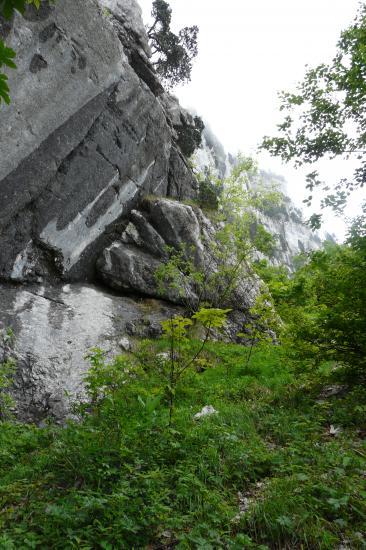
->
[0, 343, 365, 549]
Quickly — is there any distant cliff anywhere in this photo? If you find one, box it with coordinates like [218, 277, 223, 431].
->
[194, 127, 332, 271]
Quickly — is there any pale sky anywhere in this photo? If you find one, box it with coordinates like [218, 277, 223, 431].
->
[138, 0, 365, 239]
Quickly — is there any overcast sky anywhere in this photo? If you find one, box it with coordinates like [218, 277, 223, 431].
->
[138, 0, 364, 239]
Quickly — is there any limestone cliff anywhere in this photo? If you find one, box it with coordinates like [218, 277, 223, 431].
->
[0, 0, 254, 421]
[0, 0, 203, 420]
[0, 0, 326, 421]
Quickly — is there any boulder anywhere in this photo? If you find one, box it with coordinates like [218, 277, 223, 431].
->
[194, 405, 218, 420]
[97, 198, 208, 302]
[98, 243, 165, 297]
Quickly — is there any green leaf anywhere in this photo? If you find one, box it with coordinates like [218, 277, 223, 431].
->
[0, 73, 10, 104]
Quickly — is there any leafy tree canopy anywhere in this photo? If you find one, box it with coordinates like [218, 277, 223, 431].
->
[147, 0, 199, 88]
[0, 0, 39, 103]
[261, 3, 366, 228]
[176, 114, 204, 157]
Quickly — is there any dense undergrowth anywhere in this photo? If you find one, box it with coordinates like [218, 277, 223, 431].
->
[0, 342, 365, 549]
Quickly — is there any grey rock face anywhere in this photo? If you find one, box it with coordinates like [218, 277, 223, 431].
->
[0, 0, 205, 422]
[0, 282, 182, 422]
[0, 0, 197, 283]
[1, 0, 124, 183]
[99, 0, 151, 57]
[194, 126, 231, 179]
[168, 146, 198, 200]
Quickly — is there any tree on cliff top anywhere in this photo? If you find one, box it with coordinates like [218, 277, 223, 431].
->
[0, 0, 40, 103]
[261, 3, 366, 228]
[147, 0, 199, 88]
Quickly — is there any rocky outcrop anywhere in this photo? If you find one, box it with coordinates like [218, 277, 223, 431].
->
[97, 197, 259, 310]
[251, 171, 331, 270]
[97, 197, 210, 302]
[194, 125, 232, 179]
[0, 0, 197, 284]
[0, 0, 205, 420]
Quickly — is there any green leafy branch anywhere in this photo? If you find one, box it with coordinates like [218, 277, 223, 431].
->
[161, 307, 230, 425]
[260, 3, 366, 225]
[155, 155, 282, 315]
[0, 0, 40, 104]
